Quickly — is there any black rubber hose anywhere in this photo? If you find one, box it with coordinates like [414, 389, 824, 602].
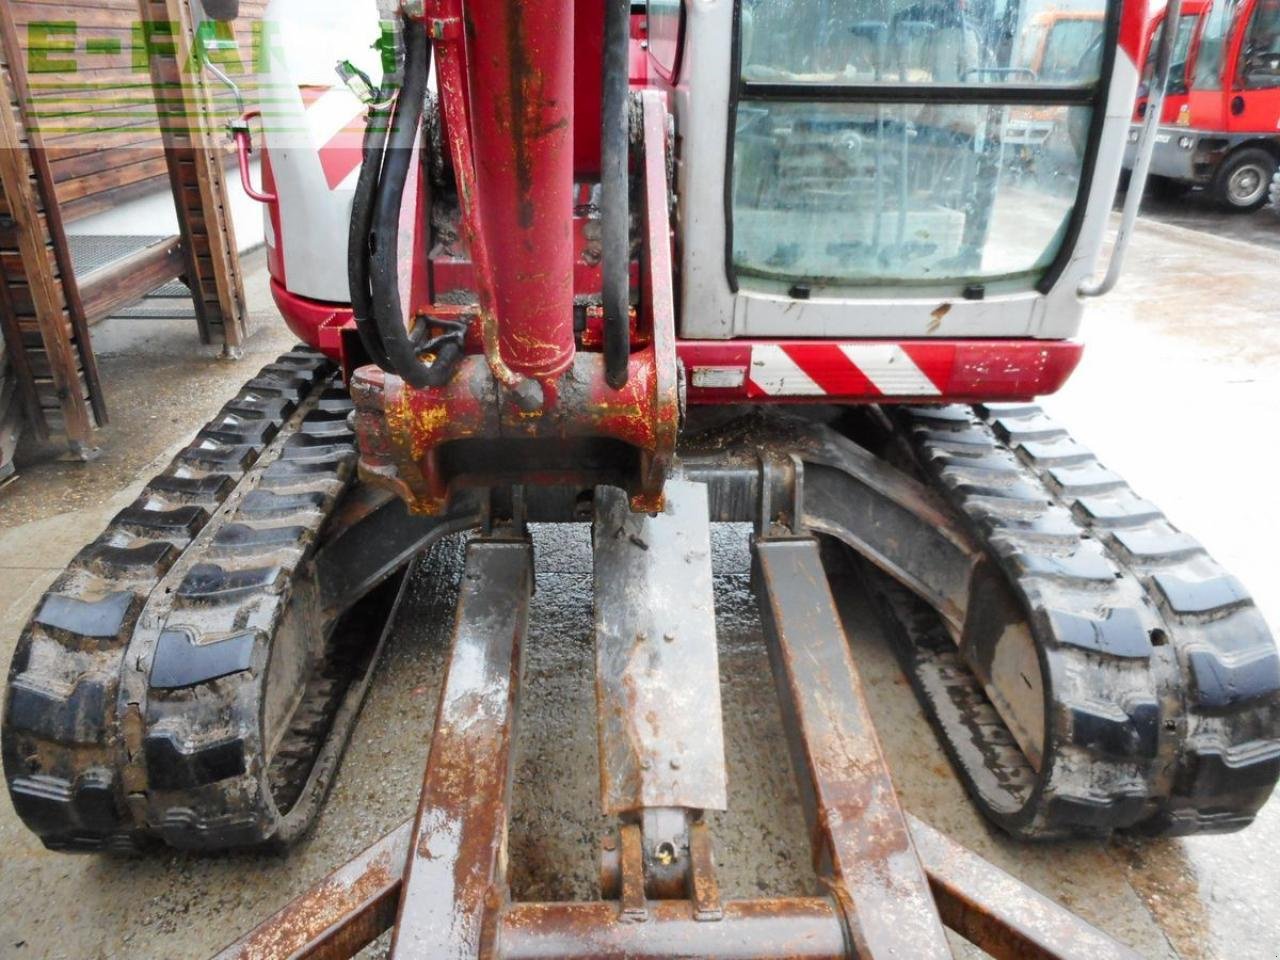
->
[601, 0, 631, 389]
[348, 96, 394, 372]
[368, 18, 450, 389]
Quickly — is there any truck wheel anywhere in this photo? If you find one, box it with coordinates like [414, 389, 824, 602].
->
[1270, 169, 1280, 210]
[1212, 148, 1277, 212]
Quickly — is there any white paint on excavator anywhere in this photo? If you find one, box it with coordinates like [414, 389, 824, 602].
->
[258, 0, 384, 303]
[674, 0, 1141, 343]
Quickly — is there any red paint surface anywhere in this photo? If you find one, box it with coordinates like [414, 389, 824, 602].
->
[1153, 0, 1280, 136]
[271, 280, 353, 359]
[467, 0, 577, 381]
[1119, 0, 1151, 67]
[678, 340, 1084, 404]
[1133, 0, 1209, 123]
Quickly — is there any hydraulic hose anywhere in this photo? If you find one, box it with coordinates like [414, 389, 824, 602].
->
[368, 16, 461, 388]
[601, 0, 631, 389]
[348, 96, 395, 372]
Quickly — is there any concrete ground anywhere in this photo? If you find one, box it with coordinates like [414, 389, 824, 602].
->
[1, 211, 1279, 960]
[1127, 182, 1280, 253]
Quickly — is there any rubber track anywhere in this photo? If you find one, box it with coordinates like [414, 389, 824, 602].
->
[881, 403, 1280, 838]
[2, 348, 359, 852]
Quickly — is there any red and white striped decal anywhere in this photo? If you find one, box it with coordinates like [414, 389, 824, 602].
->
[678, 340, 1084, 403]
[300, 86, 366, 191]
[748, 343, 943, 397]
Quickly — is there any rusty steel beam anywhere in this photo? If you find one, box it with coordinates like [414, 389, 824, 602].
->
[212, 821, 410, 960]
[753, 536, 953, 960]
[212, 813, 1141, 960]
[592, 480, 727, 815]
[389, 537, 534, 959]
[908, 814, 1142, 960]
[496, 899, 848, 960]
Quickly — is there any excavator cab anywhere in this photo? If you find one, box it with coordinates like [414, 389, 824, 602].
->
[676, 0, 1128, 343]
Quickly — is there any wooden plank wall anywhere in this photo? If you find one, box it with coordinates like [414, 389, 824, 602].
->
[10, 0, 267, 223]
[137, 0, 249, 352]
[0, 34, 104, 453]
[0, 0, 267, 458]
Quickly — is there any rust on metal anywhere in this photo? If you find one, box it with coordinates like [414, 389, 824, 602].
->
[593, 480, 727, 815]
[496, 899, 848, 960]
[618, 823, 648, 921]
[467, 0, 576, 381]
[908, 814, 1142, 960]
[753, 536, 953, 960]
[688, 821, 723, 921]
[348, 88, 680, 517]
[423, 0, 522, 389]
[213, 821, 410, 960]
[635, 90, 681, 511]
[390, 537, 534, 959]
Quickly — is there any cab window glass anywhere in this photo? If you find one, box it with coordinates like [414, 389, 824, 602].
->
[647, 0, 682, 77]
[1240, 0, 1280, 88]
[1143, 13, 1200, 95]
[1040, 19, 1105, 81]
[740, 0, 1105, 86]
[1193, 0, 1236, 90]
[731, 0, 1111, 290]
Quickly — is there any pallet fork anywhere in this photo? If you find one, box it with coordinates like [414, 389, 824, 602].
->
[214, 428, 1143, 960]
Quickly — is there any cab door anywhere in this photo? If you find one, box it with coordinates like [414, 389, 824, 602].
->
[1227, 0, 1280, 131]
[1187, 0, 1235, 130]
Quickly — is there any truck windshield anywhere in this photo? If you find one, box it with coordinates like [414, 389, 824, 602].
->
[731, 0, 1113, 291]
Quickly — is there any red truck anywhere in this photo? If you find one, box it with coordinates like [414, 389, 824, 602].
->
[1126, 0, 1280, 209]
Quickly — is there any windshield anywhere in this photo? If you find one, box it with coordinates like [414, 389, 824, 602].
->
[731, 0, 1113, 292]
[1143, 12, 1201, 95]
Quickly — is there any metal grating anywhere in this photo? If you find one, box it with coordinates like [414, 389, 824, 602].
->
[69, 234, 195, 319]
[69, 234, 169, 276]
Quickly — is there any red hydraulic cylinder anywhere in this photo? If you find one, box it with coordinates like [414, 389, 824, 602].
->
[466, 0, 576, 383]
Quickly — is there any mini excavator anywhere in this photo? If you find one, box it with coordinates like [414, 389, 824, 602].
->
[5, 0, 1277, 956]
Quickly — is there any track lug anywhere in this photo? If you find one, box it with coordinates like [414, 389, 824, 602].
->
[150, 629, 257, 689]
